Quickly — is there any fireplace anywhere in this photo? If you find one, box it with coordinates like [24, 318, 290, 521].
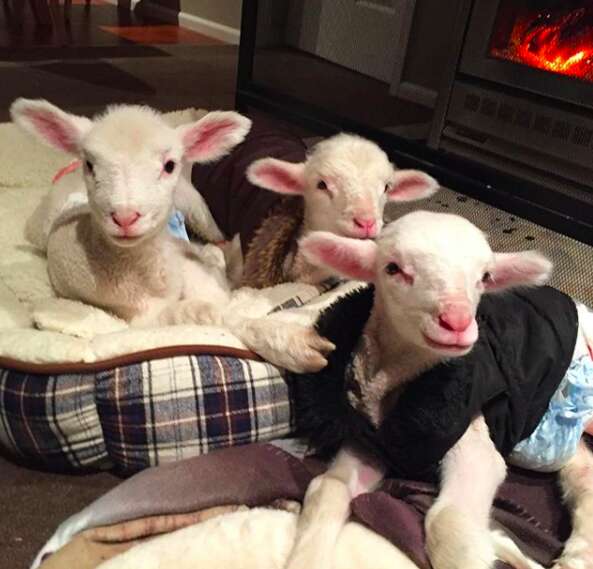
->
[489, 2, 593, 84]
[437, 0, 593, 210]
[236, 0, 593, 244]
[457, 0, 593, 108]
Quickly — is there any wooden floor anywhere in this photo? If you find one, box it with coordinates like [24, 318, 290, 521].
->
[0, 2, 238, 121]
[0, 0, 223, 55]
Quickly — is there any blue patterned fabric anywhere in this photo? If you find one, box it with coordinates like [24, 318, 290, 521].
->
[509, 353, 593, 472]
[167, 210, 189, 241]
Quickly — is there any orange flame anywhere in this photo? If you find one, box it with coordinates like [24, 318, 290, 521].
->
[519, 20, 593, 75]
[492, 8, 593, 81]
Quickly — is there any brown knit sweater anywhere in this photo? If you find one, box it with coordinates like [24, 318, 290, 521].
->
[240, 197, 305, 289]
[192, 118, 310, 289]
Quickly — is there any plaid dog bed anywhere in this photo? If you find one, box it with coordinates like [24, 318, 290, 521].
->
[0, 278, 354, 474]
[0, 115, 347, 475]
[0, 355, 291, 474]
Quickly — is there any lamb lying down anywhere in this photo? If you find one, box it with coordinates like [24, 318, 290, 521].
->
[16, 106, 225, 253]
[9, 99, 334, 373]
[282, 211, 593, 569]
[234, 133, 439, 288]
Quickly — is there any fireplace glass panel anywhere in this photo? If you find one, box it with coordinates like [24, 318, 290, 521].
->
[488, 0, 593, 83]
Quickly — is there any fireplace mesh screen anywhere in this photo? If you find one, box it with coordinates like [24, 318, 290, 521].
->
[386, 186, 593, 306]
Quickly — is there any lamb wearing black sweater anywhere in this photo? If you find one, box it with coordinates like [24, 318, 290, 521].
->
[284, 211, 593, 569]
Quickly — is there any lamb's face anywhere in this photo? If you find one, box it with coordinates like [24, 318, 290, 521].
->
[300, 211, 553, 359]
[375, 212, 493, 356]
[10, 98, 251, 249]
[303, 135, 396, 239]
[83, 109, 183, 247]
[247, 133, 439, 241]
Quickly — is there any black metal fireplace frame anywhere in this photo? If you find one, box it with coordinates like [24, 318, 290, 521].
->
[460, 0, 593, 112]
[235, 0, 593, 246]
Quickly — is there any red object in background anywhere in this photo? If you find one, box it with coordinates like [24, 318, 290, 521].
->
[489, 2, 593, 83]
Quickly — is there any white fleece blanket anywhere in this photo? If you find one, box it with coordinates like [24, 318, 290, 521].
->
[95, 508, 420, 569]
[0, 111, 354, 365]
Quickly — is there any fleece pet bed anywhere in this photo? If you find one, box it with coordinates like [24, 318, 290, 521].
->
[32, 441, 577, 569]
[0, 111, 354, 472]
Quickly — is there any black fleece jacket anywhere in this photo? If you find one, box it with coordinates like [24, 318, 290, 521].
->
[289, 285, 578, 481]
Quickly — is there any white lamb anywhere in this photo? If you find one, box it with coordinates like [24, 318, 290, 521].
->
[13, 104, 225, 253]
[282, 211, 593, 569]
[236, 133, 439, 288]
[9, 99, 334, 372]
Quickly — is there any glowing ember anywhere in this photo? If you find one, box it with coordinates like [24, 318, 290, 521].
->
[490, 6, 593, 82]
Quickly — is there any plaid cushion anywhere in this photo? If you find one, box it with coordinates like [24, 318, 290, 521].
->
[0, 283, 345, 473]
[0, 370, 107, 470]
[0, 355, 292, 474]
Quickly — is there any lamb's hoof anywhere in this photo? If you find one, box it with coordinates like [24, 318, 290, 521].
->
[288, 328, 335, 373]
[249, 322, 335, 372]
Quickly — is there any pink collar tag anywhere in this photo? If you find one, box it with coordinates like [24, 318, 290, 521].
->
[52, 160, 82, 184]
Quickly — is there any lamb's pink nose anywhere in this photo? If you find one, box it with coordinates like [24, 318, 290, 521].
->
[111, 210, 141, 229]
[353, 217, 377, 237]
[438, 307, 473, 332]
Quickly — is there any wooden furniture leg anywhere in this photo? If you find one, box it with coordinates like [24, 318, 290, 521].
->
[11, 0, 25, 26]
[64, 0, 72, 22]
[28, 0, 52, 27]
[48, 0, 67, 43]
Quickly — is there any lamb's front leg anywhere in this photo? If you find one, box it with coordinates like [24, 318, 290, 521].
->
[284, 446, 385, 569]
[175, 171, 224, 243]
[127, 296, 220, 328]
[219, 286, 346, 372]
[554, 440, 593, 569]
[141, 251, 335, 371]
[426, 415, 507, 569]
[136, 300, 334, 372]
[225, 314, 336, 372]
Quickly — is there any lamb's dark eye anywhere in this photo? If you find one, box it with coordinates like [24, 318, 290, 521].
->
[317, 180, 327, 190]
[385, 262, 401, 275]
[85, 160, 94, 174]
[384, 183, 391, 193]
[164, 160, 176, 174]
[482, 271, 492, 283]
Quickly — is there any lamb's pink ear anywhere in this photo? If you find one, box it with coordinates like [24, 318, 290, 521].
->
[486, 251, 553, 292]
[10, 98, 92, 155]
[387, 169, 439, 202]
[179, 111, 252, 163]
[246, 158, 306, 195]
[300, 231, 377, 282]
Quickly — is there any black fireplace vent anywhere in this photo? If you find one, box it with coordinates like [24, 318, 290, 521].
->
[462, 92, 586, 149]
